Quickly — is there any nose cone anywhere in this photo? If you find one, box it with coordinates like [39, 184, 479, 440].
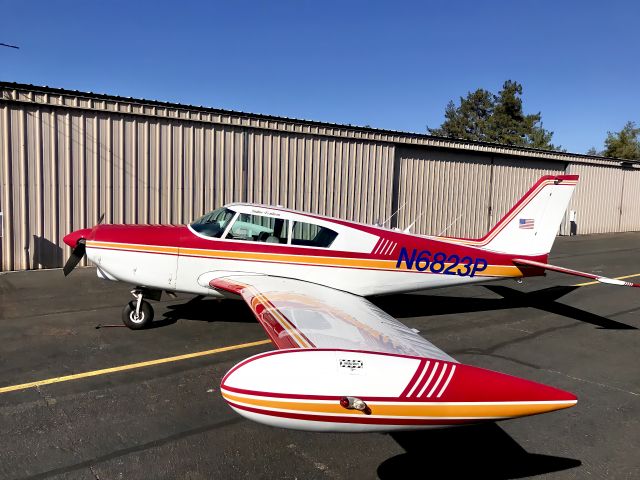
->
[63, 228, 94, 248]
[441, 362, 577, 418]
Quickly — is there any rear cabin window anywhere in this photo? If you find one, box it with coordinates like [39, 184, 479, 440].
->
[226, 214, 289, 244]
[291, 221, 338, 248]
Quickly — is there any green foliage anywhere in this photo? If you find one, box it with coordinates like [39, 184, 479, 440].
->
[602, 121, 640, 160]
[428, 89, 494, 142]
[586, 147, 600, 156]
[429, 80, 561, 151]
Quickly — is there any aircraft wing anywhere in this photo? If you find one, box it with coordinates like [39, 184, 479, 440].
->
[514, 258, 640, 287]
[210, 275, 455, 362]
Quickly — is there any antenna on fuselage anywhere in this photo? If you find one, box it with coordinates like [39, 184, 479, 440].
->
[401, 205, 429, 233]
[435, 213, 465, 236]
[380, 201, 408, 228]
[402, 210, 464, 235]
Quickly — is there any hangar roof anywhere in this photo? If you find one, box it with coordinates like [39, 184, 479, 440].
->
[0, 81, 636, 167]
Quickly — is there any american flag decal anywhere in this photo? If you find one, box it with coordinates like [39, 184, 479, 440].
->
[519, 218, 535, 229]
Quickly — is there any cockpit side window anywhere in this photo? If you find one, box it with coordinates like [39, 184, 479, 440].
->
[226, 213, 289, 244]
[291, 221, 338, 248]
[190, 207, 236, 238]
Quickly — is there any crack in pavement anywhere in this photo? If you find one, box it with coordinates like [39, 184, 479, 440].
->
[545, 370, 639, 397]
[286, 443, 339, 479]
[33, 386, 102, 480]
[452, 320, 640, 398]
[18, 418, 243, 480]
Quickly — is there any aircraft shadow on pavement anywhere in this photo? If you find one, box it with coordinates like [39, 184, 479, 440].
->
[378, 423, 581, 479]
[154, 296, 255, 327]
[372, 285, 636, 330]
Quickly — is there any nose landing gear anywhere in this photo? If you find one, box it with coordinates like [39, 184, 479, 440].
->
[122, 288, 155, 329]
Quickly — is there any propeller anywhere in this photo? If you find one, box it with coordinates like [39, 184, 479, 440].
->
[62, 213, 104, 276]
[63, 239, 86, 276]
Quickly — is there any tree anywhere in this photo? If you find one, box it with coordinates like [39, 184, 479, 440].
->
[428, 80, 561, 151]
[586, 147, 600, 156]
[428, 89, 494, 142]
[602, 121, 640, 160]
[527, 123, 562, 151]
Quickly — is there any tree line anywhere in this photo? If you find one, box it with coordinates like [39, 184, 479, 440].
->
[428, 80, 639, 160]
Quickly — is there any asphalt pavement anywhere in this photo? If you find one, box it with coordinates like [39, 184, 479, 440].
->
[0, 232, 639, 479]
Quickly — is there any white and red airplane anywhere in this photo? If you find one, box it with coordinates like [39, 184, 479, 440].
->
[62, 175, 638, 432]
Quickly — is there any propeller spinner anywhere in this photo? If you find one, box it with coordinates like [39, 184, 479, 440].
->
[62, 228, 93, 276]
[62, 214, 104, 276]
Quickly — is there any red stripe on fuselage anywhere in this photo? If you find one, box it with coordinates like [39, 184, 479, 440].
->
[90, 224, 547, 275]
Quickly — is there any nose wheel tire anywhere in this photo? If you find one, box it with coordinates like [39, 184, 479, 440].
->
[122, 300, 154, 329]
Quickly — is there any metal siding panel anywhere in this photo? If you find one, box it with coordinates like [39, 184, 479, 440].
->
[620, 169, 640, 232]
[99, 115, 112, 224]
[566, 163, 624, 235]
[490, 157, 565, 231]
[125, 117, 137, 225]
[0, 104, 11, 270]
[202, 127, 214, 216]
[195, 125, 206, 217]
[397, 149, 492, 238]
[14, 108, 28, 269]
[244, 132, 393, 224]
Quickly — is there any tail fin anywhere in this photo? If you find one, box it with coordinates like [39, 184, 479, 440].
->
[439, 175, 578, 256]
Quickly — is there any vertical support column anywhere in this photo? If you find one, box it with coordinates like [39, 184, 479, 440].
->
[242, 128, 249, 203]
[64, 111, 72, 257]
[487, 156, 495, 232]
[1, 104, 13, 271]
[34, 107, 43, 269]
[50, 110, 60, 266]
[19, 108, 29, 269]
[618, 166, 628, 233]
[389, 145, 401, 229]
[92, 115, 100, 229]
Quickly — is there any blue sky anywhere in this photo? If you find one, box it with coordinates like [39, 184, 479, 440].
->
[1, 0, 638, 154]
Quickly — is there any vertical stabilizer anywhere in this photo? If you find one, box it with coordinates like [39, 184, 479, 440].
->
[438, 175, 578, 256]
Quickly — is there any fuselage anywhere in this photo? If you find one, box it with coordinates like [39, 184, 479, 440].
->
[65, 204, 545, 297]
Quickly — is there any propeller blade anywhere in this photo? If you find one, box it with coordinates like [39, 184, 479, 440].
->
[63, 240, 86, 276]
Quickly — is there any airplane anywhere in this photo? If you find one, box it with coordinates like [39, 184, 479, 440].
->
[62, 174, 638, 432]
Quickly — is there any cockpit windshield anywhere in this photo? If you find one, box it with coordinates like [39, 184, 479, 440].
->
[190, 207, 236, 238]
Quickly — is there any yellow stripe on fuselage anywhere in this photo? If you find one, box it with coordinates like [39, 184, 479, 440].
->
[86, 240, 522, 278]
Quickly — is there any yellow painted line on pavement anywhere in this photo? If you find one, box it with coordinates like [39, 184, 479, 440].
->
[0, 339, 271, 395]
[4, 271, 638, 394]
[573, 272, 640, 287]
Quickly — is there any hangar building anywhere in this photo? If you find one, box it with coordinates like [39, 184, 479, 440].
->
[1, 82, 639, 271]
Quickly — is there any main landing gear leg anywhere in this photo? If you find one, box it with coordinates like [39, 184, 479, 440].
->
[122, 288, 155, 330]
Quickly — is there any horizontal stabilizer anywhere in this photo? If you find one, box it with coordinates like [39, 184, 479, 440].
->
[513, 258, 640, 288]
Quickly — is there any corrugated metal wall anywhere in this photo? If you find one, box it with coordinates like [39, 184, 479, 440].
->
[0, 104, 250, 271]
[246, 131, 394, 224]
[490, 158, 566, 231]
[2, 84, 640, 272]
[620, 169, 640, 232]
[396, 150, 492, 238]
[0, 100, 394, 271]
[565, 163, 625, 235]
[396, 151, 567, 238]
